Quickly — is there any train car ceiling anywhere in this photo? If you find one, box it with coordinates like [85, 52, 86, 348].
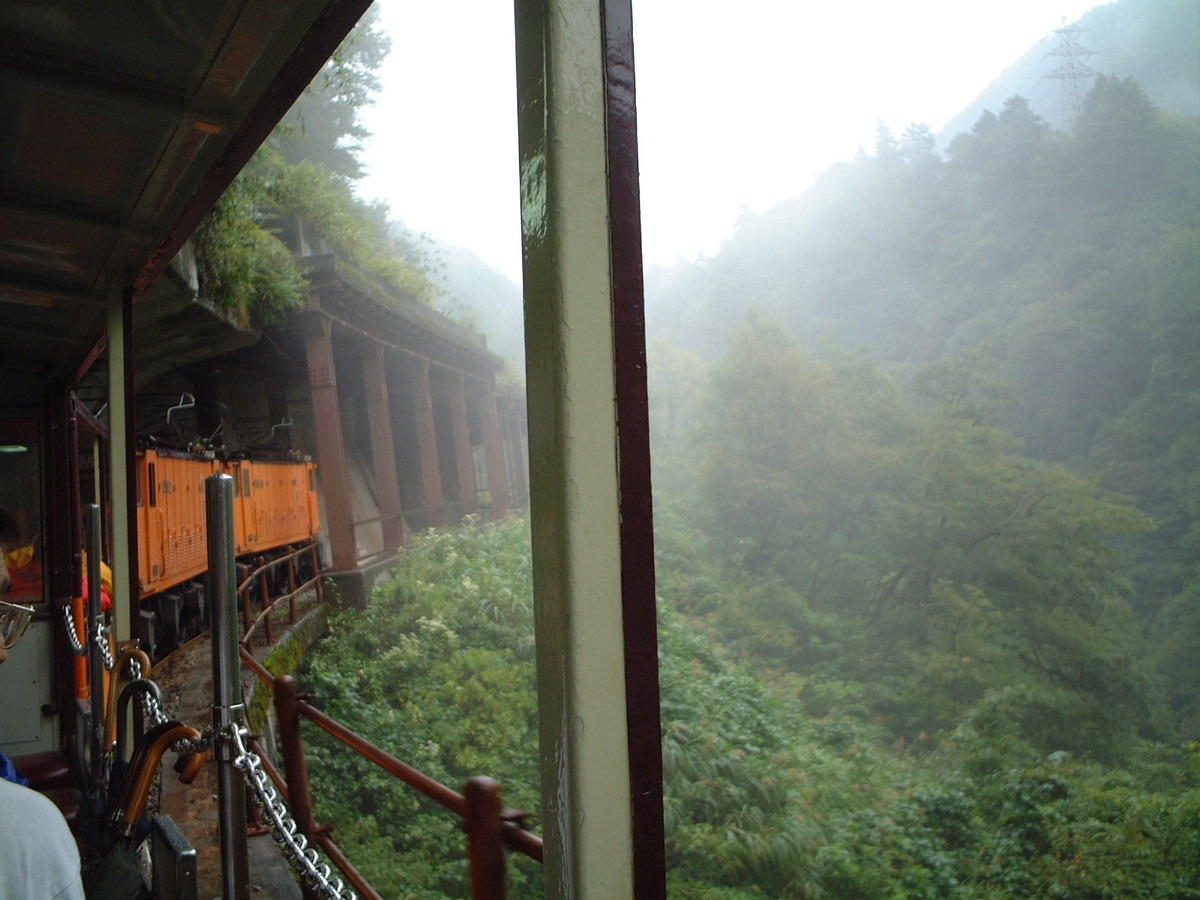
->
[0, 0, 372, 382]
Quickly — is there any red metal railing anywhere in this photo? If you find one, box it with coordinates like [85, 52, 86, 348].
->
[241, 662, 542, 900]
[238, 543, 323, 648]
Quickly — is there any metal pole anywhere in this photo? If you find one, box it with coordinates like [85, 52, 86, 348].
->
[207, 473, 250, 900]
[85, 504, 105, 772]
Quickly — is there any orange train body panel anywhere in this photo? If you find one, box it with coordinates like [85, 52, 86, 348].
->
[136, 448, 321, 600]
[229, 458, 321, 556]
[137, 449, 219, 599]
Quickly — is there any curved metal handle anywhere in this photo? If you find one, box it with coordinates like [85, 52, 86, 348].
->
[167, 393, 196, 442]
[112, 720, 201, 837]
[104, 646, 153, 752]
[112, 676, 164, 762]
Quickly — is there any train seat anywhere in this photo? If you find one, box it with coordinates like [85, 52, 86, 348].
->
[11, 750, 71, 791]
[11, 751, 83, 836]
[42, 786, 84, 831]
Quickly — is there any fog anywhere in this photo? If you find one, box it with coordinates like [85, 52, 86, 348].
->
[357, 0, 1102, 282]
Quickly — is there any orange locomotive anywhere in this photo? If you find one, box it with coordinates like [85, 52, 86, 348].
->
[135, 445, 320, 659]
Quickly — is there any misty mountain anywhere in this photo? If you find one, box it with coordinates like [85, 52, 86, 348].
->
[647, 70, 1196, 457]
[941, 0, 1199, 138]
[645, 0, 1197, 364]
[429, 242, 525, 375]
[642, 0, 1197, 691]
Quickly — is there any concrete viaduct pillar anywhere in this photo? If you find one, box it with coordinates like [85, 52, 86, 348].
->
[449, 372, 479, 518]
[409, 357, 446, 528]
[478, 381, 509, 521]
[301, 310, 357, 571]
[362, 341, 405, 551]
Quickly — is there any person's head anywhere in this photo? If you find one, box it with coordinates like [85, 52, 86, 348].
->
[0, 506, 32, 665]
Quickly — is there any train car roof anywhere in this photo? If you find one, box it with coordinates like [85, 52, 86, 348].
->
[0, 0, 371, 383]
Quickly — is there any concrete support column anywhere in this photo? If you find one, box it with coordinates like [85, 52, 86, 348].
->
[301, 310, 357, 571]
[449, 373, 479, 517]
[479, 382, 509, 521]
[515, 0, 664, 896]
[410, 358, 446, 528]
[362, 342, 404, 551]
[500, 390, 529, 509]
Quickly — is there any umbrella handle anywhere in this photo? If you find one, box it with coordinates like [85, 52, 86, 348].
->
[104, 645, 153, 750]
[113, 678, 166, 762]
[111, 720, 201, 837]
[174, 746, 210, 784]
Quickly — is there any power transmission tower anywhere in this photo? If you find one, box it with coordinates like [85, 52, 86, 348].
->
[1043, 18, 1100, 127]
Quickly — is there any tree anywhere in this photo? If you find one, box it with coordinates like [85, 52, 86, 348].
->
[273, 7, 391, 180]
[647, 338, 708, 462]
[189, 11, 437, 328]
[193, 148, 434, 328]
[695, 319, 1159, 758]
[697, 313, 893, 584]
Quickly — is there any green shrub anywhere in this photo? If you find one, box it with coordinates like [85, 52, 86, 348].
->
[294, 517, 1200, 898]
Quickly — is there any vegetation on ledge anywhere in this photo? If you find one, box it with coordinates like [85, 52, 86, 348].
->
[190, 8, 434, 329]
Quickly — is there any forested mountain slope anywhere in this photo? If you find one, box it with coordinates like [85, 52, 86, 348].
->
[303, 520, 1200, 899]
[645, 68, 1198, 736]
[646, 76, 1196, 424]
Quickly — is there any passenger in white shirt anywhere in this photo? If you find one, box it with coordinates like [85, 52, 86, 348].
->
[0, 776, 86, 900]
[0, 507, 85, 900]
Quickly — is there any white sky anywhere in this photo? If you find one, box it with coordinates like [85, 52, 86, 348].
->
[357, 0, 1104, 283]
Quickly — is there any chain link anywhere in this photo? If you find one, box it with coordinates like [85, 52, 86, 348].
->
[92, 618, 115, 670]
[61, 604, 87, 656]
[128, 657, 167, 727]
[126, 658, 217, 756]
[231, 726, 358, 900]
[175, 730, 217, 756]
[142, 687, 168, 728]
